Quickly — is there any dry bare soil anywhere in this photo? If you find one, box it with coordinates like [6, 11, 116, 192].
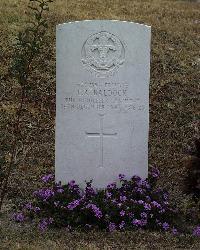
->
[0, 0, 200, 249]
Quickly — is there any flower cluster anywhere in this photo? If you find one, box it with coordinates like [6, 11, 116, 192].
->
[13, 212, 25, 222]
[33, 188, 55, 201]
[85, 203, 103, 219]
[13, 167, 180, 233]
[193, 226, 200, 237]
[38, 218, 54, 232]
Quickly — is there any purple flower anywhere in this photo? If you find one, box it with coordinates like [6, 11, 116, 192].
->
[140, 212, 147, 219]
[142, 180, 151, 189]
[57, 188, 64, 193]
[128, 212, 134, 218]
[151, 201, 161, 209]
[193, 226, 200, 237]
[163, 192, 169, 201]
[120, 195, 127, 202]
[132, 219, 142, 227]
[132, 218, 147, 227]
[120, 210, 125, 217]
[119, 174, 125, 180]
[119, 221, 125, 229]
[23, 203, 40, 214]
[106, 192, 112, 198]
[38, 218, 53, 232]
[24, 202, 33, 210]
[33, 188, 55, 201]
[69, 180, 76, 187]
[150, 167, 160, 179]
[68, 180, 81, 194]
[67, 199, 80, 210]
[34, 207, 41, 213]
[13, 212, 25, 222]
[172, 227, 178, 235]
[85, 186, 96, 196]
[111, 199, 117, 204]
[135, 187, 144, 194]
[144, 203, 151, 211]
[108, 222, 116, 232]
[41, 174, 53, 183]
[162, 222, 170, 231]
[49, 218, 53, 224]
[141, 219, 147, 226]
[138, 200, 144, 205]
[107, 182, 116, 189]
[86, 204, 103, 218]
[136, 179, 143, 187]
[132, 175, 142, 183]
[38, 220, 48, 232]
[12, 171, 178, 233]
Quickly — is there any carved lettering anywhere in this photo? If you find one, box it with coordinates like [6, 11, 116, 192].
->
[62, 81, 145, 112]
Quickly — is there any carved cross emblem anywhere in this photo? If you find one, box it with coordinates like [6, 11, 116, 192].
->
[85, 114, 117, 168]
[90, 34, 117, 62]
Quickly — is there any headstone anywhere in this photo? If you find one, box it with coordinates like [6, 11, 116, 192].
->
[56, 20, 151, 188]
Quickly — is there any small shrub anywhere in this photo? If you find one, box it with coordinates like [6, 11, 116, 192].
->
[13, 167, 180, 233]
[0, 0, 53, 210]
[193, 225, 200, 237]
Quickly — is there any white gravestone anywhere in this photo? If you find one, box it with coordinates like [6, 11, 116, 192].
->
[56, 20, 151, 188]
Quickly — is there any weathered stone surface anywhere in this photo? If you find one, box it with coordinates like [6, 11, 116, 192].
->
[56, 20, 151, 188]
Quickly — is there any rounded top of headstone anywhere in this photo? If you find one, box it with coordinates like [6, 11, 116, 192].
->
[56, 20, 151, 30]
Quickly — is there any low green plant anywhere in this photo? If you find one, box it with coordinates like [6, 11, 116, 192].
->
[13, 167, 180, 234]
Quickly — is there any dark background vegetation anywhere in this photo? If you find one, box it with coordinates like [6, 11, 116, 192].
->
[0, 0, 199, 248]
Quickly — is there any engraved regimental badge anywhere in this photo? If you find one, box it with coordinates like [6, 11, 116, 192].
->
[81, 31, 125, 78]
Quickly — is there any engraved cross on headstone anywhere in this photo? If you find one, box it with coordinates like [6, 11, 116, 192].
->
[85, 114, 117, 168]
[91, 34, 116, 60]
